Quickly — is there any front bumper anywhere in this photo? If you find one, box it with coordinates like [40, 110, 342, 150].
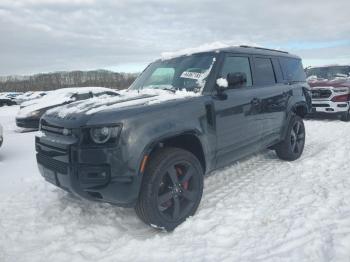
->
[16, 117, 40, 129]
[311, 100, 349, 114]
[35, 133, 141, 207]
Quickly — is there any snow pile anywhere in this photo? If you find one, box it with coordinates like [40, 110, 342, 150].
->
[47, 88, 199, 118]
[216, 78, 228, 88]
[2, 108, 350, 261]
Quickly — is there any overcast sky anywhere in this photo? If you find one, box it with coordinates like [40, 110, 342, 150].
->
[0, 0, 349, 76]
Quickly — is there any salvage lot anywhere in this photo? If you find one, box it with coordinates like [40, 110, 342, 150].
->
[1, 106, 350, 262]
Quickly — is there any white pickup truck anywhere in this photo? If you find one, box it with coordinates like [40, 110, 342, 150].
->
[306, 65, 350, 121]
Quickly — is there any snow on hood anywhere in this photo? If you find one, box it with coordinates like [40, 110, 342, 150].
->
[307, 75, 350, 89]
[46, 89, 199, 119]
[17, 87, 114, 118]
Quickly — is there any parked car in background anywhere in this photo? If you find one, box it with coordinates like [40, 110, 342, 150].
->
[0, 92, 22, 107]
[306, 65, 350, 121]
[36, 46, 311, 231]
[15, 91, 48, 105]
[0, 123, 3, 147]
[16, 87, 119, 129]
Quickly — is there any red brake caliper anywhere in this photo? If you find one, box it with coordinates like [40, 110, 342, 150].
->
[176, 167, 189, 190]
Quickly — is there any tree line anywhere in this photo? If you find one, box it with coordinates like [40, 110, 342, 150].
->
[0, 70, 138, 92]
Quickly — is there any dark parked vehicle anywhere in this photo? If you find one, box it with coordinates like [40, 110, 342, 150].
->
[16, 87, 119, 129]
[35, 46, 311, 230]
[0, 93, 20, 106]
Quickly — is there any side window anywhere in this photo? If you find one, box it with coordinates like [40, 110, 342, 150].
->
[221, 56, 253, 87]
[279, 58, 306, 82]
[72, 92, 92, 101]
[94, 91, 118, 97]
[254, 58, 276, 85]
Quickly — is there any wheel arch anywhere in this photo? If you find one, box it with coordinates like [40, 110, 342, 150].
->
[292, 102, 309, 118]
[139, 130, 207, 176]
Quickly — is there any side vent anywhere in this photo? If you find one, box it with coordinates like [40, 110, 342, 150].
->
[205, 103, 215, 128]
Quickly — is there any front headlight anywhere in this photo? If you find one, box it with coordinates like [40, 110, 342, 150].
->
[89, 126, 121, 144]
[334, 88, 349, 93]
[29, 110, 42, 117]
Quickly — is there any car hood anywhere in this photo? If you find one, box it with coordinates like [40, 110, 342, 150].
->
[43, 89, 199, 128]
[17, 99, 71, 118]
[308, 77, 350, 89]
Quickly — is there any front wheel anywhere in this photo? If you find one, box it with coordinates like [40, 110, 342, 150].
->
[275, 115, 305, 161]
[341, 110, 350, 122]
[135, 147, 204, 231]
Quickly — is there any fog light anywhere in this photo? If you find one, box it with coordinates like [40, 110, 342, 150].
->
[337, 104, 347, 108]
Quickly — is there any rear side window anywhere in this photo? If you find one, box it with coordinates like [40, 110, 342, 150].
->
[254, 58, 276, 85]
[220, 56, 253, 87]
[279, 58, 306, 82]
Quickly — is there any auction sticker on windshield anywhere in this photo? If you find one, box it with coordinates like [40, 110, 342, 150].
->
[180, 71, 204, 80]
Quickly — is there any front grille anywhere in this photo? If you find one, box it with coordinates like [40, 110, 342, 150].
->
[312, 104, 330, 107]
[40, 120, 69, 136]
[311, 89, 332, 99]
[37, 153, 68, 174]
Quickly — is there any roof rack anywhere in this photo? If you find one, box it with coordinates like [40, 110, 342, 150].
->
[239, 45, 289, 54]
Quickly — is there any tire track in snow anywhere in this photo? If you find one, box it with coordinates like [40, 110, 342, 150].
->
[2, 112, 350, 262]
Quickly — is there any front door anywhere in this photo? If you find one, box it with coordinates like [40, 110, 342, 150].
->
[213, 55, 264, 168]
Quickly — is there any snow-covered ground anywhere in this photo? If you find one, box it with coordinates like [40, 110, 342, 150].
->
[1, 106, 350, 262]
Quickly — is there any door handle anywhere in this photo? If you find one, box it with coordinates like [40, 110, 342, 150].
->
[251, 98, 261, 106]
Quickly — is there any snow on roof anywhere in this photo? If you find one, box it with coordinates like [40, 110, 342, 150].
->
[307, 64, 350, 69]
[160, 41, 259, 60]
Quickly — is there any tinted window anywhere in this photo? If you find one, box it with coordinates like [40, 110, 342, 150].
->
[280, 58, 306, 82]
[221, 56, 252, 87]
[72, 92, 92, 101]
[254, 58, 276, 85]
[94, 91, 119, 97]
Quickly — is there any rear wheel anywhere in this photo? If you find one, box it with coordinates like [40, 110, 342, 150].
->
[135, 147, 203, 231]
[275, 115, 305, 161]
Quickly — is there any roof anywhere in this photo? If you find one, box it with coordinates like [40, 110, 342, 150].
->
[161, 44, 300, 60]
[219, 45, 299, 58]
[307, 64, 350, 69]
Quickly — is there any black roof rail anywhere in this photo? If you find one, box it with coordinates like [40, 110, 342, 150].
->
[239, 45, 289, 54]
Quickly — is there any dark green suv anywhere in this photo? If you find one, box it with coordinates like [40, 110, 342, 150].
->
[35, 46, 311, 230]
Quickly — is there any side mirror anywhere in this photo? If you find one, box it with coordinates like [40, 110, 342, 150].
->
[227, 72, 247, 88]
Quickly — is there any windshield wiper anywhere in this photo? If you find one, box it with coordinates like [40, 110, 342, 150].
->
[161, 88, 176, 93]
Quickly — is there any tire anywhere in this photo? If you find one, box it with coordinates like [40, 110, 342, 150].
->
[135, 147, 204, 231]
[275, 115, 305, 161]
[340, 110, 350, 122]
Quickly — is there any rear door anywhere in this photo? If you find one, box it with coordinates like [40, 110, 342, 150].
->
[251, 56, 290, 145]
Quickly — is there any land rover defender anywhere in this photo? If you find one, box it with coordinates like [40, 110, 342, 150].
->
[35, 46, 311, 230]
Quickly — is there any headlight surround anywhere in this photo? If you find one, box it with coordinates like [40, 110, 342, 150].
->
[29, 110, 42, 117]
[89, 126, 121, 144]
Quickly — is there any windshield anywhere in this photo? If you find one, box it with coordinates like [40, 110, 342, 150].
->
[129, 53, 216, 92]
[306, 66, 350, 80]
